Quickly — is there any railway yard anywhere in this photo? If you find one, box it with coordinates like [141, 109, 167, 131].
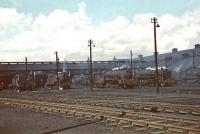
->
[0, 87, 200, 134]
[1, 0, 200, 133]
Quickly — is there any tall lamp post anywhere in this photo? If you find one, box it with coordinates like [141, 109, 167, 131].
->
[151, 17, 160, 94]
[55, 51, 59, 90]
[88, 39, 95, 91]
[130, 50, 133, 78]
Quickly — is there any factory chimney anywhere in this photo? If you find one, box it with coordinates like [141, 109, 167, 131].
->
[194, 44, 200, 49]
[172, 48, 178, 53]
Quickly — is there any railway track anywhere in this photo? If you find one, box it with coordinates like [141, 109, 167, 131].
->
[0, 97, 200, 134]
[3, 94, 200, 117]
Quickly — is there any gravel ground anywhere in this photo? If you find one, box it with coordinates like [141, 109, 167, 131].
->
[0, 105, 145, 134]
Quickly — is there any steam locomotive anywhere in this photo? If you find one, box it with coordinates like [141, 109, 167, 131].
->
[71, 67, 175, 89]
[9, 71, 47, 91]
[45, 72, 72, 89]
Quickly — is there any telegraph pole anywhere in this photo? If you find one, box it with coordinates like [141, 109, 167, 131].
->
[165, 57, 168, 68]
[151, 17, 160, 94]
[87, 57, 90, 75]
[141, 57, 144, 69]
[130, 50, 133, 78]
[193, 50, 195, 68]
[88, 39, 95, 91]
[55, 51, 59, 90]
[25, 57, 28, 74]
[113, 56, 117, 68]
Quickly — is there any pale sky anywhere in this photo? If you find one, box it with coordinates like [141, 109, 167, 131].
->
[0, 0, 200, 61]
